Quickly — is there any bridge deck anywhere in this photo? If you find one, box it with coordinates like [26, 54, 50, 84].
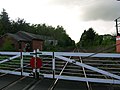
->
[0, 74, 120, 90]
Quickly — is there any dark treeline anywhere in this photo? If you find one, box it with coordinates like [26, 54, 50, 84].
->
[0, 9, 75, 51]
[77, 28, 116, 52]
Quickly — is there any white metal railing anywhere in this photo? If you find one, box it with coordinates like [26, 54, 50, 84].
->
[0, 55, 20, 64]
[1, 51, 120, 58]
[1, 51, 120, 84]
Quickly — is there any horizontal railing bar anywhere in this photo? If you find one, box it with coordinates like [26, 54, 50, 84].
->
[43, 74, 120, 84]
[1, 51, 120, 58]
[1, 70, 119, 84]
[85, 63, 120, 66]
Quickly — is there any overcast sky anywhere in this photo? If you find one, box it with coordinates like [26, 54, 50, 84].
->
[0, 0, 120, 42]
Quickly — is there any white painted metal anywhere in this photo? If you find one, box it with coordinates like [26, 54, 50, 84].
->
[1, 51, 120, 84]
[52, 52, 55, 78]
[0, 70, 29, 76]
[1, 69, 120, 84]
[0, 52, 20, 55]
[33, 51, 120, 58]
[52, 52, 55, 70]
[20, 51, 23, 76]
[0, 69, 120, 84]
[54, 52, 120, 58]
[1, 51, 120, 58]
[0, 55, 20, 64]
[49, 74, 120, 84]
[55, 55, 120, 80]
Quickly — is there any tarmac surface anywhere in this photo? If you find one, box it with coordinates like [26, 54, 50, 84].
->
[0, 74, 120, 90]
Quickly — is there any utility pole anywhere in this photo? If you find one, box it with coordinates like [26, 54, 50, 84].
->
[116, 0, 120, 35]
[115, 17, 120, 36]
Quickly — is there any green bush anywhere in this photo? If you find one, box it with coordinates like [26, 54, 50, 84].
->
[0, 37, 15, 51]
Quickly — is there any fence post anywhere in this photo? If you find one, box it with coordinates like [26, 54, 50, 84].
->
[34, 49, 37, 78]
[20, 50, 23, 76]
[52, 52, 55, 78]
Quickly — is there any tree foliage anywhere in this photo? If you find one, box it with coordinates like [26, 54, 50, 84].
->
[0, 37, 15, 51]
[0, 9, 75, 51]
[79, 28, 96, 47]
[77, 28, 116, 52]
[0, 9, 11, 35]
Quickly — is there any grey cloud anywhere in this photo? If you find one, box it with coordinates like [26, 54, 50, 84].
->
[81, 0, 120, 21]
[51, 0, 95, 6]
[51, 0, 120, 21]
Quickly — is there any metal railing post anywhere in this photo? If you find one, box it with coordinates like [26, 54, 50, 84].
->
[20, 50, 23, 76]
[52, 52, 55, 78]
[34, 49, 37, 78]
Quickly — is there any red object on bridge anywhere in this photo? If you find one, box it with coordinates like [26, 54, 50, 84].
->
[116, 36, 120, 53]
[30, 57, 42, 69]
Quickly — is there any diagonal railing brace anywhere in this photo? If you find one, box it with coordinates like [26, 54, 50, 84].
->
[55, 55, 120, 80]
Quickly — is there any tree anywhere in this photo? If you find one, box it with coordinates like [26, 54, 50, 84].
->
[0, 9, 75, 51]
[101, 34, 115, 46]
[77, 28, 116, 52]
[11, 18, 31, 33]
[0, 8, 11, 35]
[94, 34, 103, 46]
[79, 28, 96, 48]
[0, 37, 15, 51]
